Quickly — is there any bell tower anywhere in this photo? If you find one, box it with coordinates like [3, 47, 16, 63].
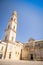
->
[4, 11, 17, 43]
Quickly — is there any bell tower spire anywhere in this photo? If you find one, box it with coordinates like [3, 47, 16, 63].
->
[4, 11, 17, 43]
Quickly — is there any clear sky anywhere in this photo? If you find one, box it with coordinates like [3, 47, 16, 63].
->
[0, 0, 43, 42]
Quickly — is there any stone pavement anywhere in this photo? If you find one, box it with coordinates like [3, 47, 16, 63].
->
[0, 60, 43, 65]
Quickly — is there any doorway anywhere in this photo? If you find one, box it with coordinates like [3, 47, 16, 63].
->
[30, 54, 33, 60]
[0, 53, 2, 59]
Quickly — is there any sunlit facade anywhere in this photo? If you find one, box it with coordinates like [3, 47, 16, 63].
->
[0, 12, 43, 61]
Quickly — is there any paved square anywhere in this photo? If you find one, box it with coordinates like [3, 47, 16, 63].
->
[0, 60, 43, 65]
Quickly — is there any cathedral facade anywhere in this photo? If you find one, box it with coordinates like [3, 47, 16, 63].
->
[0, 11, 43, 61]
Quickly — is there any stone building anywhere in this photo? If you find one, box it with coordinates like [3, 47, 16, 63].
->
[22, 39, 43, 61]
[0, 11, 43, 61]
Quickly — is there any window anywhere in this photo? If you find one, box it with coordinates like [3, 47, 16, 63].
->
[12, 36, 14, 41]
[8, 25, 10, 29]
[11, 17, 13, 20]
[14, 26, 15, 29]
[5, 35, 7, 41]
[15, 52, 17, 54]
[1, 46, 3, 51]
[15, 52, 19, 55]
[14, 19, 16, 21]
[18, 52, 19, 55]
[9, 52, 11, 59]
[38, 44, 40, 46]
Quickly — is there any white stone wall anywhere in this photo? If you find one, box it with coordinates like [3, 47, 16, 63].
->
[4, 42, 23, 60]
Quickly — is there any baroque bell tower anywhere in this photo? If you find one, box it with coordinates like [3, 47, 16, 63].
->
[4, 11, 17, 43]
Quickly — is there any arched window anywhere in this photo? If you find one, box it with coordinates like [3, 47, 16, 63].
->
[11, 17, 13, 20]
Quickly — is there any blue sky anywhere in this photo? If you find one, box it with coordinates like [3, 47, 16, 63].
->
[0, 0, 43, 42]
